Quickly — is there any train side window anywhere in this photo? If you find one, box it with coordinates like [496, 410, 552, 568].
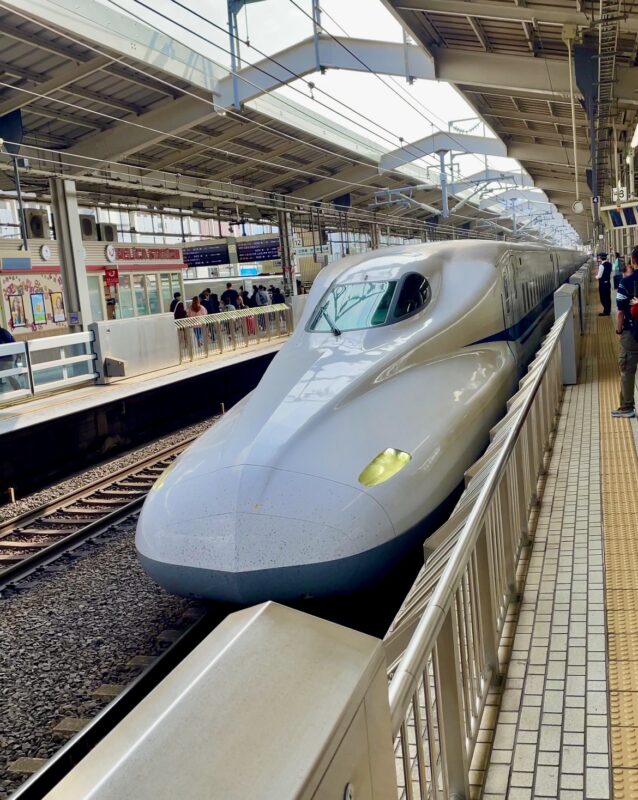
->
[393, 273, 431, 320]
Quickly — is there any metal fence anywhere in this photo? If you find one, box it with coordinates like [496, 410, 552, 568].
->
[386, 311, 569, 799]
[174, 304, 293, 363]
[0, 331, 97, 405]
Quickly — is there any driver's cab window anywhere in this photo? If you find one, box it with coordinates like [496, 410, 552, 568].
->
[393, 273, 430, 320]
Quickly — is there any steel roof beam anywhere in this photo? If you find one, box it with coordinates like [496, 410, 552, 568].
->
[214, 35, 435, 109]
[508, 142, 590, 167]
[0, 55, 112, 118]
[392, 0, 638, 30]
[65, 96, 216, 167]
[289, 165, 381, 201]
[448, 169, 533, 194]
[379, 131, 506, 172]
[534, 177, 590, 195]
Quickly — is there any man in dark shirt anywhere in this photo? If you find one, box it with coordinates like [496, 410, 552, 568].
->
[169, 292, 182, 313]
[199, 288, 215, 314]
[612, 249, 638, 417]
[220, 283, 239, 308]
[596, 251, 612, 316]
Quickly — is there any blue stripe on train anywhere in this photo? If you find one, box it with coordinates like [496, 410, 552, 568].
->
[469, 292, 555, 346]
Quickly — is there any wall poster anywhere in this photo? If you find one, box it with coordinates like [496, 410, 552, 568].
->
[8, 294, 26, 328]
[51, 291, 66, 323]
[30, 292, 46, 325]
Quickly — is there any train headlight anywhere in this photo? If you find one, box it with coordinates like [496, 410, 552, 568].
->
[358, 448, 411, 487]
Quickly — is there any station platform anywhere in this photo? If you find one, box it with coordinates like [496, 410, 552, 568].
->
[0, 340, 283, 436]
[0, 340, 283, 497]
[476, 311, 638, 798]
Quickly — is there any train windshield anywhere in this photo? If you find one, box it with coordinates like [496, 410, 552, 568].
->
[309, 280, 397, 332]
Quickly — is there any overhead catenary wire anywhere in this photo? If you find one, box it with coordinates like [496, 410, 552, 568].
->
[0, 0, 442, 191]
[0, 2, 537, 239]
[1, 141, 507, 238]
[297, 1, 578, 240]
[107, 0, 447, 172]
[285, 0, 491, 173]
[1, 0, 532, 235]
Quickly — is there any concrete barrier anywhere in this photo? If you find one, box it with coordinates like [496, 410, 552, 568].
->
[89, 315, 179, 383]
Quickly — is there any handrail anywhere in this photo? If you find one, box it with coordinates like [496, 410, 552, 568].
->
[173, 304, 288, 328]
[388, 310, 570, 734]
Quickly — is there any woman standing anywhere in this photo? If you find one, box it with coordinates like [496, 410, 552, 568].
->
[187, 295, 207, 345]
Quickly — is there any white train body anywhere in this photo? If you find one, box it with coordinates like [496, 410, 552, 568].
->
[136, 241, 585, 602]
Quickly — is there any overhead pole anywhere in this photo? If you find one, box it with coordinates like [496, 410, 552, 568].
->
[437, 149, 450, 218]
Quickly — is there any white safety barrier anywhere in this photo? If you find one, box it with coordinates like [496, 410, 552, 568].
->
[385, 311, 570, 799]
[174, 304, 293, 363]
[28, 309, 579, 800]
[0, 332, 97, 405]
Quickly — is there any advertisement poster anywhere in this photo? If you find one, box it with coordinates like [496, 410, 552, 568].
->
[30, 292, 47, 325]
[104, 268, 119, 287]
[51, 291, 66, 323]
[8, 294, 26, 327]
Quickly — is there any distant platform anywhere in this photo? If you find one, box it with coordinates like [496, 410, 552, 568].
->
[0, 341, 283, 497]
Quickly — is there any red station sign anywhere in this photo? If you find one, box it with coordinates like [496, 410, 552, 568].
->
[104, 267, 119, 286]
[114, 246, 180, 261]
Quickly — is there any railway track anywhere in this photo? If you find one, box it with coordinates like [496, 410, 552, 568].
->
[0, 437, 197, 590]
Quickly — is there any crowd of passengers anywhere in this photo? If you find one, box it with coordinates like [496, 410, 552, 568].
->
[596, 247, 638, 418]
[170, 282, 286, 320]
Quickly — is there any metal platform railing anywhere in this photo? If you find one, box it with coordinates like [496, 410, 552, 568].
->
[174, 304, 293, 362]
[0, 332, 97, 405]
[386, 311, 569, 799]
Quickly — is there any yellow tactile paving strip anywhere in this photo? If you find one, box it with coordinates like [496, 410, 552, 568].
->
[596, 311, 638, 798]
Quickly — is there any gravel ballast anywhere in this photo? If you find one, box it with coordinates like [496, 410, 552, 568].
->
[0, 515, 208, 799]
[0, 417, 218, 524]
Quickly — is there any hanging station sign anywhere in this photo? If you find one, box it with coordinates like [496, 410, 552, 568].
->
[236, 238, 280, 263]
[183, 242, 231, 267]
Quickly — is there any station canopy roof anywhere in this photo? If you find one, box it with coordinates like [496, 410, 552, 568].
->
[0, 0, 591, 244]
[383, 0, 638, 241]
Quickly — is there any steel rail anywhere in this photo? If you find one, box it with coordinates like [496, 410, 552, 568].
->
[0, 436, 198, 590]
[8, 609, 224, 800]
[387, 310, 570, 735]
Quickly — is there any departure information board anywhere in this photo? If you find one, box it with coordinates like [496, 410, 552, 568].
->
[183, 243, 230, 267]
[236, 238, 280, 263]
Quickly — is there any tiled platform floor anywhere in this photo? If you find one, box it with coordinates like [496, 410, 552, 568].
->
[479, 315, 615, 799]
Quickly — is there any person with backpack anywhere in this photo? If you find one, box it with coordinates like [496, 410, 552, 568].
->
[613, 249, 638, 418]
[596, 251, 613, 316]
[173, 294, 187, 319]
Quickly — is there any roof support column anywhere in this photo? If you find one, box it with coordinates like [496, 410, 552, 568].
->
[49, 178, 92, 330]
[437, 150, 449, 218]
[277, 209, 296, 296]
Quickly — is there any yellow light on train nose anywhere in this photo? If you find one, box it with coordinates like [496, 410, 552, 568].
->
[358, 448, 411, 487]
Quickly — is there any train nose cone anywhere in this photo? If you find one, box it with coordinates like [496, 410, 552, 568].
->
[136, 463, 394, 603]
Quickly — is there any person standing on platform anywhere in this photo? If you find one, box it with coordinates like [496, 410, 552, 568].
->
[169, 291, 182, 313]
[199, 288, 214, 314]
[613, 252, 624, 289]
[596, 252, 613, 316]
[172, 294, 186, 319]
[612, 251, 638, 418]
[187, 295, 207, 346]
[221, 282, 239, 309]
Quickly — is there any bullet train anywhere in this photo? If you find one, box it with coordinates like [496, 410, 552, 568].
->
[136, 240, 586, 603]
